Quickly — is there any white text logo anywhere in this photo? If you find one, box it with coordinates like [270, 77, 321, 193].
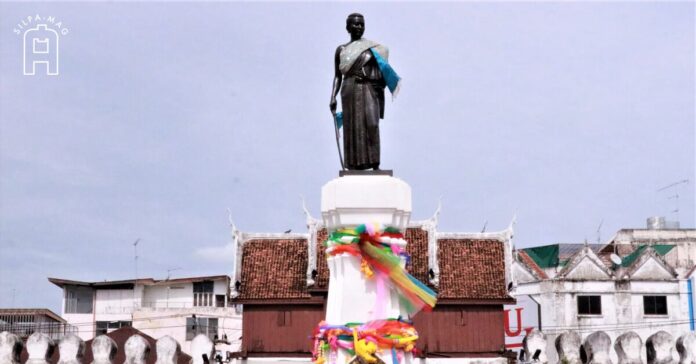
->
[14, 15, 69, 76]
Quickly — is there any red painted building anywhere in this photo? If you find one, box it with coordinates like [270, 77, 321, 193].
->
[231, 218, 515, 359]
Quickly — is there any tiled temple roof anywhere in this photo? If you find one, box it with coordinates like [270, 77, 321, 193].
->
[234, 225, 512, 303]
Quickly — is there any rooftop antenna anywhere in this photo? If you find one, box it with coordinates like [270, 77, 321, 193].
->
[657, 179, 689, 222]
[668, 194, 680, 220]
[133, 238, 140, 280]
[166, 267, 182, 280]
[133, 238, 140, 312]
[480, 220, 488, 233]
[596, 219, 604, 245]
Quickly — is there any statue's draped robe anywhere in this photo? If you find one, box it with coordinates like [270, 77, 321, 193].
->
[339, 39, 388, 170]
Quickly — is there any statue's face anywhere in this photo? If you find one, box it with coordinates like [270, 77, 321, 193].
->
[346, 16, 365, 38]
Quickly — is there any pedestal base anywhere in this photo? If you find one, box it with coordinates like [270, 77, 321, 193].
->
[339, 170, 393, 177]
[319, 175, 415, 364]
[326, 254, 406, 324]
[321, 175, 411, 231]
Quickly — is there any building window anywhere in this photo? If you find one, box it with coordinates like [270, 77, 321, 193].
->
[186, 316, 218, 341]
[277, 311, 291, 326]
[578, 296, 602, 315]
[96, 321, 131, 336]
[193, 282, 214, 307]
[215, 295, 226, 308]
[108, 321, 131, 329]
[644, 296, 668, 315]
[96, 321, 107, 336]
[65, 286, 93, 314]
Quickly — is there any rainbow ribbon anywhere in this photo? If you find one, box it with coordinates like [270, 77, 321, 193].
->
[325, 224, 437, 316]
[312, 318, 419, 364]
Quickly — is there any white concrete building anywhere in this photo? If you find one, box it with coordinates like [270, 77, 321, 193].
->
[511, 224, 696, 362]
[48, 275, 241, 355]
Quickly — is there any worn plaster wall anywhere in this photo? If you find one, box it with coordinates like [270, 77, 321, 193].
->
[517, 279, 689, 363]
[133, 307, 241, 355]
[62, 313, 94, 341]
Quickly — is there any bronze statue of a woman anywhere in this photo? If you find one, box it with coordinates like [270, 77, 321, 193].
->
[330, 13, 400, 171]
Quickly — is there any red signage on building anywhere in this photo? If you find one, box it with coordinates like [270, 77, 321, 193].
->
[504, 295, 540, 351]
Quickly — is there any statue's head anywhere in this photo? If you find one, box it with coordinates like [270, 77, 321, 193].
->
[346, 13, 365, 39]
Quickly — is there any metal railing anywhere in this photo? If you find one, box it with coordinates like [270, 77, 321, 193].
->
[0, 322, 78, 340]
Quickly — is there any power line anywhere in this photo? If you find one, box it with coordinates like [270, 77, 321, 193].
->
[57, 311, 241, 327]
[534, 319, 694, 333]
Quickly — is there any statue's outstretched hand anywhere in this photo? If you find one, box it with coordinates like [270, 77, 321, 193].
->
[329, 98, 337, 115]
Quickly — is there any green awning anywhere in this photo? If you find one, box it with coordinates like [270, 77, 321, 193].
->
[621, 244, 675, 267]
[524, 244, 560, 268]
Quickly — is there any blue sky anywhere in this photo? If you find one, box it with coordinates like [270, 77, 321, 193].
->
[0, 2, 693, 312]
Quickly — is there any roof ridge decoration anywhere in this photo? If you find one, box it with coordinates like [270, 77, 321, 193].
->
[422, 200, 441, 286]
[557, 245, 613, 280]
[424, 211, 515, 288]
[229, 211, 243, 299]
[300, 195, 316, 224]
[504, 215, 516, 287]
[302, 196, 320, 287]
[622, 246, 677, 280]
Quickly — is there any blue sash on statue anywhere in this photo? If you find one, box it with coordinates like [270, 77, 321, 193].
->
[335, 40, 402, 129]
[370, 48, 401, 97]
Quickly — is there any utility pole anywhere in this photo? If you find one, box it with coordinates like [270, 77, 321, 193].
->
[133, 239, 140, 318]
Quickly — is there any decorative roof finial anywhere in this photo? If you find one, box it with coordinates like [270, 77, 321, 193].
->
[226, 208, 237, 232]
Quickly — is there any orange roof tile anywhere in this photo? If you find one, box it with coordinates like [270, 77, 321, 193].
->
[235, 227, 511, 302]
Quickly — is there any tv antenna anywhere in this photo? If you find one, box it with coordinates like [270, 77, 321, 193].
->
[133, 238, 140, 311]
[166, 267, 182, 280]
[657, 179, 689, 222]
[133, 238, 140, 280]
[596, 219, 604, 245]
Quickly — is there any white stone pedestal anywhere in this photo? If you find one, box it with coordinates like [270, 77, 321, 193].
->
[321, 175, 411, 232]
[321, 175, 413, 364]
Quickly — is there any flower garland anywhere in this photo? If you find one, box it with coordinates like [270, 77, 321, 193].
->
[312, 318, 419, 364]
